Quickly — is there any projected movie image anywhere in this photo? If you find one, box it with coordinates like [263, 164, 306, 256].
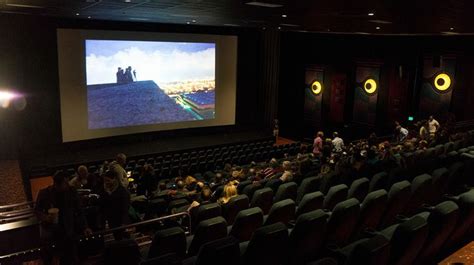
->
[86, 40, 215, 129]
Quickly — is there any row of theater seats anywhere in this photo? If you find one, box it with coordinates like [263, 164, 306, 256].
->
[102, 149, 474, 265]
[59, 140, 301, 178]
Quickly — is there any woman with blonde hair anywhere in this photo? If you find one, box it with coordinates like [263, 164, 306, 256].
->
[218, 183, 238, 204]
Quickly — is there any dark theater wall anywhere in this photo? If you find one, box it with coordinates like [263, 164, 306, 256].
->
[0, 14, 272, 163]
[279, 32, 474, 140]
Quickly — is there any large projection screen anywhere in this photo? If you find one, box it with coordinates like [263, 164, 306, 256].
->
[57, 29, 237, 142]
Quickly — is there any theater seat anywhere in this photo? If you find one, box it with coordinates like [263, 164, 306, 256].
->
[380, 215, 428, 265]
[222, 194, 249, 225]
[193, 203, 221, 229]
[229, 207, 263, 242]
[338, 234, 390, 265]
[405, 174, 432, 215]
[325, 198, 360, 246]
[414, 200, 459, 264]
[242, 184, 261, 200]
[442, 189, 474, 249]
[141, 253, 182, 265]
[430, 167, 449, 203]
[104, 239, 141, 265]
[379, 180, 411, 228]
[263, 198, 295, 226]
[296, 191, 324, 217]
[288, 209, 328, 264]
[183, 237, 240, 265]
[241, 222, 289, 265]
[368, 172, 388, 192]
[187, 216, 227, 256]
[250, 187, 273, 214]
[147, 226, 186, 259]
[352, 189, 388, 239]
[323, 184, 348, 210]
[296, 177, 321, 204]
[274, 182, 297, 202]
[347, 178, 369, 202]
[265, 178, 283, 193]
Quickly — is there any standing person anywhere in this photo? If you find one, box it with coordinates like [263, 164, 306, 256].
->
[273, 119, 279, 141]
[419, 121, 430, 141]
[35, 171, 92, 265]
[116, 67, 124, 84]
[313, 131, 324, 157]
[109, 153, 129, 188]
[396, 125, 409, 143]
[332, 132, 345, 153]
[428, 115, 440, 138]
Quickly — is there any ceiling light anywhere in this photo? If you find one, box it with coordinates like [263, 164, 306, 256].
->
[75, 13, 80, 16]
[368, 12, 375, 16]
[278, 26, 281, 30]
[5, 3, 44, 8]
[88, 16, 91, 19]
[282, 14, 287, 18]
[186, 21, 191, 24]
[224, 23, 240, 27]
[125, 0, 132, 2]
[376, 26, 380, 30]
[192, 19, 197, 23]
[450, 27, 454, 31]
[245, 1, 283, 8]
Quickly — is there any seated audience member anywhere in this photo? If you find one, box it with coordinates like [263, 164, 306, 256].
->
[109, 153, 129, 188]
[263, 158, 280, 179]
[332, 132, 345, 153]
[35, 171, 92, 265]
[280, 161, 294, 182]
[69, 165, 89, 189]
[368, 132, 378, 147]
[187, 187, 213, 217]
[100, 170, 131, 234]
[218, 182, 238, 205]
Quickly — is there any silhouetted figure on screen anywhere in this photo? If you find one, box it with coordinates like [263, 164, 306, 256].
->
[116, 67, 125, 84]
[133, 69, 137, 81]
[125, 66, 134, 83]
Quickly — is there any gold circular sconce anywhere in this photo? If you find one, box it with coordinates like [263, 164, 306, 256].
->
[364, 78, 377, 95]
[311, 80, 322, 95]
[434, 73, 452, 92]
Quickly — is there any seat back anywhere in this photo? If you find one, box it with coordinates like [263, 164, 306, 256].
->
[274, 182, 297, 202]
[188, 216, 227, 256]
[237, 180, 252, 194]
[148, 227, 186, 259]
[243, 222, 289, 265]
[250, 187, 273, 214]
[443, 190, 474, 248]
[405, 174, 432, 215]
[346, 234, 390, 265]
[353, 189, 388, 239]
[264, 199, 296, 226]
[296, 177, 321, 203]
[431, 167, 449, 202]
[194, 203, 222, 228]
[379, 180, 411, 228]
[323, 184, 348, 210]
[195, 237, 240, 265]
[415, 200, 459, 264]
[104, 239, 141, 265]
[326, 198, 360, 246]
[369, 172, 388, 192]
[242, 184, 261, 200]
[229, 207, 264, 242]
[389, 216, 428, 265]
[347, 178, 369, 202]
[265, 178, 283, 193]
[296, 191, 324, 217]
[223, 194, 249, 225]
[288, 210, 328, 264]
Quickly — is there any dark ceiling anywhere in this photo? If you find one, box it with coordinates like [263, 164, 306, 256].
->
[1, 0, 474, 34]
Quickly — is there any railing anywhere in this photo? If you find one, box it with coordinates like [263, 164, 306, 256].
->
[0, 201, 34, 211]
[0, 202, 36, 225]
[0, 211, 191, 263]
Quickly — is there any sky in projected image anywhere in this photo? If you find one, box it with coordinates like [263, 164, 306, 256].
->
[86, 40, 215, 86]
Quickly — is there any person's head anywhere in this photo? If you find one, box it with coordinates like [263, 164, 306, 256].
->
[201, 187, 212, 201]
[77, 165, 88, 179]
[282, 160, 292, 171]
[116, 153, 127, 167]
[176, 180, 185, 190]
[222, 183, 237, 201]
[396, 125, 402, 132]
[269, 158, 279, 168]
[395, 121, 400, 127]
[158, 182, 167, 191]
[103, 170, 119, 194]
[141, 164, 154, 176]
[317, 131, 324, 138]
[429, 115, 434, 121]
[117, 67, 122, 71]
[333, 132, 339, 138]
[53, 171, 69, 192]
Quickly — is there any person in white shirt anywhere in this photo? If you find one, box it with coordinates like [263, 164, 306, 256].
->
[69, 165, 89, 189]
[396, 125, 409, 143]
[332, 132, 344, 153]
[109, 153, 129, 188]
[428, 115, 440, 137]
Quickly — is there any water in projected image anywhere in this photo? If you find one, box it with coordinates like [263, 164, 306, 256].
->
[85, 39, 216, 129]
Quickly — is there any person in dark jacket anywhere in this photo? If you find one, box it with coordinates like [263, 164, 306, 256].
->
[35, 171, 92, 265]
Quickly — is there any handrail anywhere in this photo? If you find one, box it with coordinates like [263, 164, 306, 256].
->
[0, 208, 34, 218]
[0, 211, 191, 261]
[0, 201, 34, 210]
[0, 213, 36, 224]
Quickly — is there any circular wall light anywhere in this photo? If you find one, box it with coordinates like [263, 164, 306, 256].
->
[434, 73, 452, 92]
[311, 80, 323, 95]
[364, 78, 377, 94]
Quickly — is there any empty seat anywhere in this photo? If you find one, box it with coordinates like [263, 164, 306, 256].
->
[241, 222, 289, 265]
[338, 234, 390, 265]
[229, 207, 264, 242]
[265, 178, 283, 193]
[288, 209, 328, 264]
[148, 227, 186, 259]
[237, 180, 252, 194]
[369, 172, 388, 192]
[296, 177, 321, 203]
[242, 184, 261, 200]
[414, 200, 459, 264]
[187, 216, 227, 256]
[274, 182, 297, 202]
[405, 174, 432, 215]
[323, 184, 348, 210]
[379, 180, 411, 228]
[222, 194, 249, 225]
[250, 187, 273, 214]
[379, 215, 428, 265]
[325, 198, 360, 246]
[347, 178, 369, 202]
[264, 199, 295, 226]
[352, 189, 388, 239]
[104, 239, 141, 265]
[296, 191, 324, 217]
[442, 190, 474, 249]
[188, 236, 240, 265]
[430, 167, 449, 203]
[193, 203, 221, 229]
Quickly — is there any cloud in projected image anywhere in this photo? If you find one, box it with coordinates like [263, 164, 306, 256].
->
[86, 40, 215, 86]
